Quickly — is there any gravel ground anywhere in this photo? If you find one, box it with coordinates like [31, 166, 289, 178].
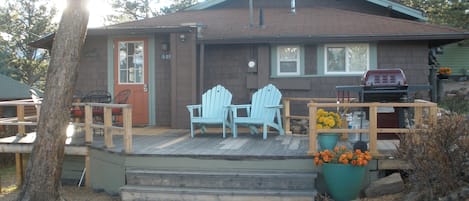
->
[0, 186, 121, 201]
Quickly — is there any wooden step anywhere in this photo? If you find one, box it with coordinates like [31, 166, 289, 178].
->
[125, 169, 316, 190]
[121, 185, 316, 201]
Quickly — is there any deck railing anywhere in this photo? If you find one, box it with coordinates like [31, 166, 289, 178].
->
[282, 97, 355, 134]
[71, 102, 133, 153]
[0, 100, 133, 153]
[307, 100, 438, 156]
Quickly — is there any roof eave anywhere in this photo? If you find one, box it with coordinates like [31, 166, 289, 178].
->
[29, 26, 195, 49]
[366, 0, 427, 21]
[197, 33, 469, 45]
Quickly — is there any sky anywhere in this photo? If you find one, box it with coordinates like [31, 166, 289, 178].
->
[53, 0, 175, 28]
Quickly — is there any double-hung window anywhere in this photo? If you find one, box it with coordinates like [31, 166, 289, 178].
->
[277, 45, 300, 76]
[325, 44, 369, 74]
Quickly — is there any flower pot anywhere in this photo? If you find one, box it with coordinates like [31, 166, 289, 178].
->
[437, 74, 449, 79]
[318, 133, 339, 151]
[322, 163, 366, 201]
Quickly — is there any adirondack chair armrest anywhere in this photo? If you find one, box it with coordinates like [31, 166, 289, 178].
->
[186, 104, 202, 117]
[230, 104, 252, 118]
[265, 105, 283, 109]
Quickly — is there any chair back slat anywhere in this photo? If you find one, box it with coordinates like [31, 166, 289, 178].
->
[250, 84, 282, 122]
[202, 85, 232, 118]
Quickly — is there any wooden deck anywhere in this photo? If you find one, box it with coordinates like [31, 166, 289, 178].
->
[0, 126, 399, 159]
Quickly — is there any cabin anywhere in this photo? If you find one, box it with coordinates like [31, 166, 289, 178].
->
[7, 0, 468, 200]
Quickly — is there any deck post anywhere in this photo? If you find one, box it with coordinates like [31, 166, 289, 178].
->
[123, 107, 132, 153]
[15, 153, 23, 186]
[103, 107, 113, 148]
[17, 105, 25, 136]
[369, 103, 378, 155]
[283, 98, 291, 134]
[85, 149, 90, 187]
[84, 105, 92, 143]
[308, 102, 317, 155]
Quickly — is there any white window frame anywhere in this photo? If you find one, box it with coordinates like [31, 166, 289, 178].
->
[277, 45, 301, 76]
[118, 40, 145, 84]
[324, 43, 370, 75]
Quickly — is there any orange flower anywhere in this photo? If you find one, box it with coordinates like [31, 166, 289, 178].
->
[313, 146, 372, 167]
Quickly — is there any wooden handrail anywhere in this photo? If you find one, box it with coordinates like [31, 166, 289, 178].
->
[0, 99, 133, 153]
[307, 101, 438, 156]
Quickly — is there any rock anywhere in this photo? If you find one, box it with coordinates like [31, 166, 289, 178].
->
[403, 191, 425, 201]
[365, 173, 404, 198]
[438, 186, 469, 201]
[290, 125, 302, 134]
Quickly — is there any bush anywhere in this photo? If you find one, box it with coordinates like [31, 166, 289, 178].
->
[395, 115, 469, 200]
[439, 89, 469, 115]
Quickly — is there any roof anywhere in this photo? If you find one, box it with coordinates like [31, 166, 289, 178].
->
[0, 74, 35, 100]
[108, 7, 468, 45]
[187, 0, 427, 21]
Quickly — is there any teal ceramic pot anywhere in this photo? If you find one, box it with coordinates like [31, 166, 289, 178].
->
[322, 163, 366, 201]
[318, 133, 339, 151]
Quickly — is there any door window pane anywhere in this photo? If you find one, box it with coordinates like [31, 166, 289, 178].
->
[118, 41, 144, 84]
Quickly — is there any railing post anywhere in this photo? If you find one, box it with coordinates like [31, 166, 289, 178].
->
[84, 104, 93, 143]
[369, 103, 378, 155]
[283, 98, 291, 134]
[308, 102, 317, 155]
[103, 107, 113, 148]
[123, 107, 132, 153]
[17, 105, 25, 136]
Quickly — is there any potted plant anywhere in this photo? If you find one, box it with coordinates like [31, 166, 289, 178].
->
[314, 146, 372, 201]
[316, 109, 342, 150]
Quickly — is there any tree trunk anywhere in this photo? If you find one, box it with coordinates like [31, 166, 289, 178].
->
[17, 1, 89, 201]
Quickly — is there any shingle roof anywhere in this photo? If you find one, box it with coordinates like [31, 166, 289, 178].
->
[0, 74, 34, 100]
[107, 7, 468, 44]
[187, 0, 427, 21]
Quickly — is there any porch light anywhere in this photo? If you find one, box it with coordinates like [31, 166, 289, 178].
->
[179, 34, 186, 42]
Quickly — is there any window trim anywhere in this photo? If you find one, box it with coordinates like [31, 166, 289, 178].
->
[324, 43, 370, 75]
[276, 45, 301, 76]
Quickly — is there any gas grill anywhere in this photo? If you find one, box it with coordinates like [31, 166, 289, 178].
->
[336, 68, 431, 141]
[361, 69, 409, 102]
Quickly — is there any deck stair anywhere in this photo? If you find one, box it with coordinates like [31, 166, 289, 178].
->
[121, 169, 317, 201]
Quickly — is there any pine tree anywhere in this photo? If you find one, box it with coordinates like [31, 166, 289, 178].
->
[399, 0, 469, 29]
[0, 0, 58, 90]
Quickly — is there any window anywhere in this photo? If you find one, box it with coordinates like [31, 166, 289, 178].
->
[277, 46, 300, 76]
[325, 44, 369, 74]
[118, 41, 144, 84]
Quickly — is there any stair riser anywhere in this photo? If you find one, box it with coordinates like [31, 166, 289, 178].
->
[121, 191, 314, 201]
[126, 173, 315, 190]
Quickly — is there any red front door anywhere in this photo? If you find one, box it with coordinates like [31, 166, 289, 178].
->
[114, 39, 149, 125]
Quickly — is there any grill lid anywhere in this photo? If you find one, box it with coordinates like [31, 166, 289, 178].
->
[361, 69, 407, 87]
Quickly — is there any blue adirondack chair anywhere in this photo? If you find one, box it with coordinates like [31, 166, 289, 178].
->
[231, 84, 285, 139]
[187, 85, 233, 138]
